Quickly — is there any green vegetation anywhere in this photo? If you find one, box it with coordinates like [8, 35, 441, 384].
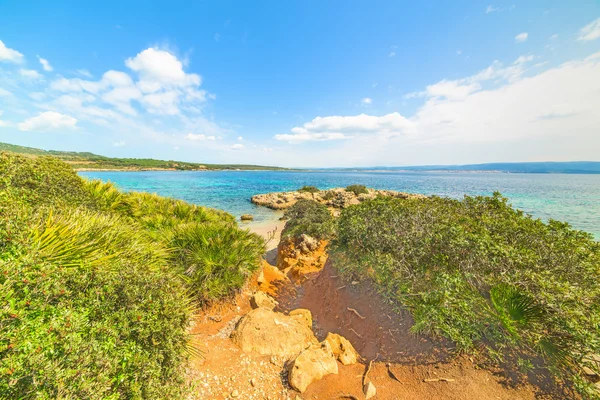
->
[297, 185, 320, 193]
[330, 194, 600, 397]
[345, 184, 368, 195]
[281, 199, 334, 240]
[0, 141, 287, 171]
[0, 152, 264, 399]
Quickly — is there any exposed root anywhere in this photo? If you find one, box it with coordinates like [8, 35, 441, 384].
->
[363, 353, 380, 386]
[424, 378, 455, 382]
[386, 362, 402, 383]
[347, 307, 366, 320]
[349, 328, 363, 339]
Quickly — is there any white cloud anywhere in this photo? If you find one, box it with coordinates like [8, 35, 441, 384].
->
[185, 133, 216, 141]
[19, 69, 42, 79]
[275, 113, 414, 143]
[550, 34, 559, 40]
[486, 5, 500, 13]
[237, 136, 243, 141]
[74, 69, 93, 78]
[456, 50, 463, 55]
[388, 51, 396, 57]
[0, 40, 24, 63]
[361, 97, 373, 105]
[37, 56, 53, 72]
[230, 143, 244, 150]
[515, 32, 528, 43]
[577, 18, 600, 41]
[17, 111, 78, 131]
[29, 92, 46, 101]
[113, 141, 126, 147]
[125, 47, 201, 88]
[0, 88, 12, 97]
[273, 51, 600, 167]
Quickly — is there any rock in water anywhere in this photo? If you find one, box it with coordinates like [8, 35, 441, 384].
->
[364, 381, 377, 399]
[250, 291, 278, 310]
[240, 214, 254, 221]
[288, 341, 339, 393]
[325, 332, 359, 365]
[231, 308, 318, 360]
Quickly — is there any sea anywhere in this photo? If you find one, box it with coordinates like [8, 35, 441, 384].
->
[78, 170, 600, 239]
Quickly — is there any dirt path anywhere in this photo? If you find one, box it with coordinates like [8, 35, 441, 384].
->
[187, 221, 545, 400]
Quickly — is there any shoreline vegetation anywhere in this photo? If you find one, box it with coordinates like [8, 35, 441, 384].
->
[2, 154, 600, 399]
[3, 141, 600, 173]
[0, 141, 288, 172]
[0, 152, 266, 398]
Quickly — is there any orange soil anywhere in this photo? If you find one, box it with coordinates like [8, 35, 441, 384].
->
[186, 221, 548, 400]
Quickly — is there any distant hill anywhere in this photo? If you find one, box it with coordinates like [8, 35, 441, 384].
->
[0, 141, 287, 171]
[334, 161, 600, 174]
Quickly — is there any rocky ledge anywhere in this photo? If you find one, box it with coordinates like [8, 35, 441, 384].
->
[251, 187, 426, 210]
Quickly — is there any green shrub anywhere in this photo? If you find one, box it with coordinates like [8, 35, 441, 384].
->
[298, 185, 320, 193]
[282, 199, 335, 240]
[171, 223, 265, 302]
[345, 184, 368, 195]
[0, 153, 265, 398]
[333, 194, 600, 394]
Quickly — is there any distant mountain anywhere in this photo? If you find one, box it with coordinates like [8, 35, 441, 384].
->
[331, 162, 600, 174]
[0, 141, 287, 171]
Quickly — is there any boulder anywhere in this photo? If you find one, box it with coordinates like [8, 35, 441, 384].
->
[364, 381, 377, 399]
[325, 332, 359, 365]
[240, 214, 254, 221]
[288, 341, 339, 393]
[289, 308, 313, 329]
[250, 291, 278, 310]
[231, 308, 318, 360]
[297, 234, 319, 253]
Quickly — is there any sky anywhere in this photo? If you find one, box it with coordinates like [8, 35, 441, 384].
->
[0, 1, 599, 168]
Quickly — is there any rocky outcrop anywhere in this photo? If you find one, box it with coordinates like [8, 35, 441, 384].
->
[231, 308, 318, 360]
[277, 234, 328, 280]
[250, 291, 278, 310]
[325, 332, 360, 365]
[287, 341, 339, 393]
[251, 187, 426, 211]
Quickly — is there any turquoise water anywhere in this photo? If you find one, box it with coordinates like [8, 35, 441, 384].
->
[79, 171, 600, 238]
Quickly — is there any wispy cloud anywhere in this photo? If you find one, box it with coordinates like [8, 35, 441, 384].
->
[577, 18, 600, 41]
[515, 32, 528, 43]
[37, 56, 53, 71]
[0, 40, 24, 63]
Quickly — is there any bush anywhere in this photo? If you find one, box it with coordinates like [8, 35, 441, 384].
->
[345, 184, 368, 195]
[298, 185, 320, 193]
[171, 223, 265, 302]
[282, 199, 334, 240]
[0, 152, 265, 398]
[333, 194, 600, 395]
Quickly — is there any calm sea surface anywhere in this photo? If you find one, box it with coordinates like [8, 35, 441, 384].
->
[79, 171, 600, 238]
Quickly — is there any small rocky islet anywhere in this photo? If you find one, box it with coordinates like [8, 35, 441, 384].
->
[251, 187, 426, 211]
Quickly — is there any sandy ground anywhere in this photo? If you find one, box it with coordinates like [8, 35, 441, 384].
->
[186, 218, 553, 400]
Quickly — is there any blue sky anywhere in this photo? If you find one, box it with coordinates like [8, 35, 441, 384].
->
[1, 1, 599, 167]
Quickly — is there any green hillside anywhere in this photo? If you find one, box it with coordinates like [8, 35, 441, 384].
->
[0, 141, 287, 171]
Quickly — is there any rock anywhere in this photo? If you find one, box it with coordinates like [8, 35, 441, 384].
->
[230, 389, 239, 398]
[325, 332, 359, 365]
[289, 309, 313, 329]
[277, 236, 329, 280]
[298, 234, 318, 253]
[251, 188, 426, 211]
[250, 291, 278, 310]
[231, 308, 318, 360]
[364, 381, 377, 399]
[250, 378, 257, 387]
[240, 214, 254, 221]
[257, 270, 265, 284]
[288, 341, 338, 393]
